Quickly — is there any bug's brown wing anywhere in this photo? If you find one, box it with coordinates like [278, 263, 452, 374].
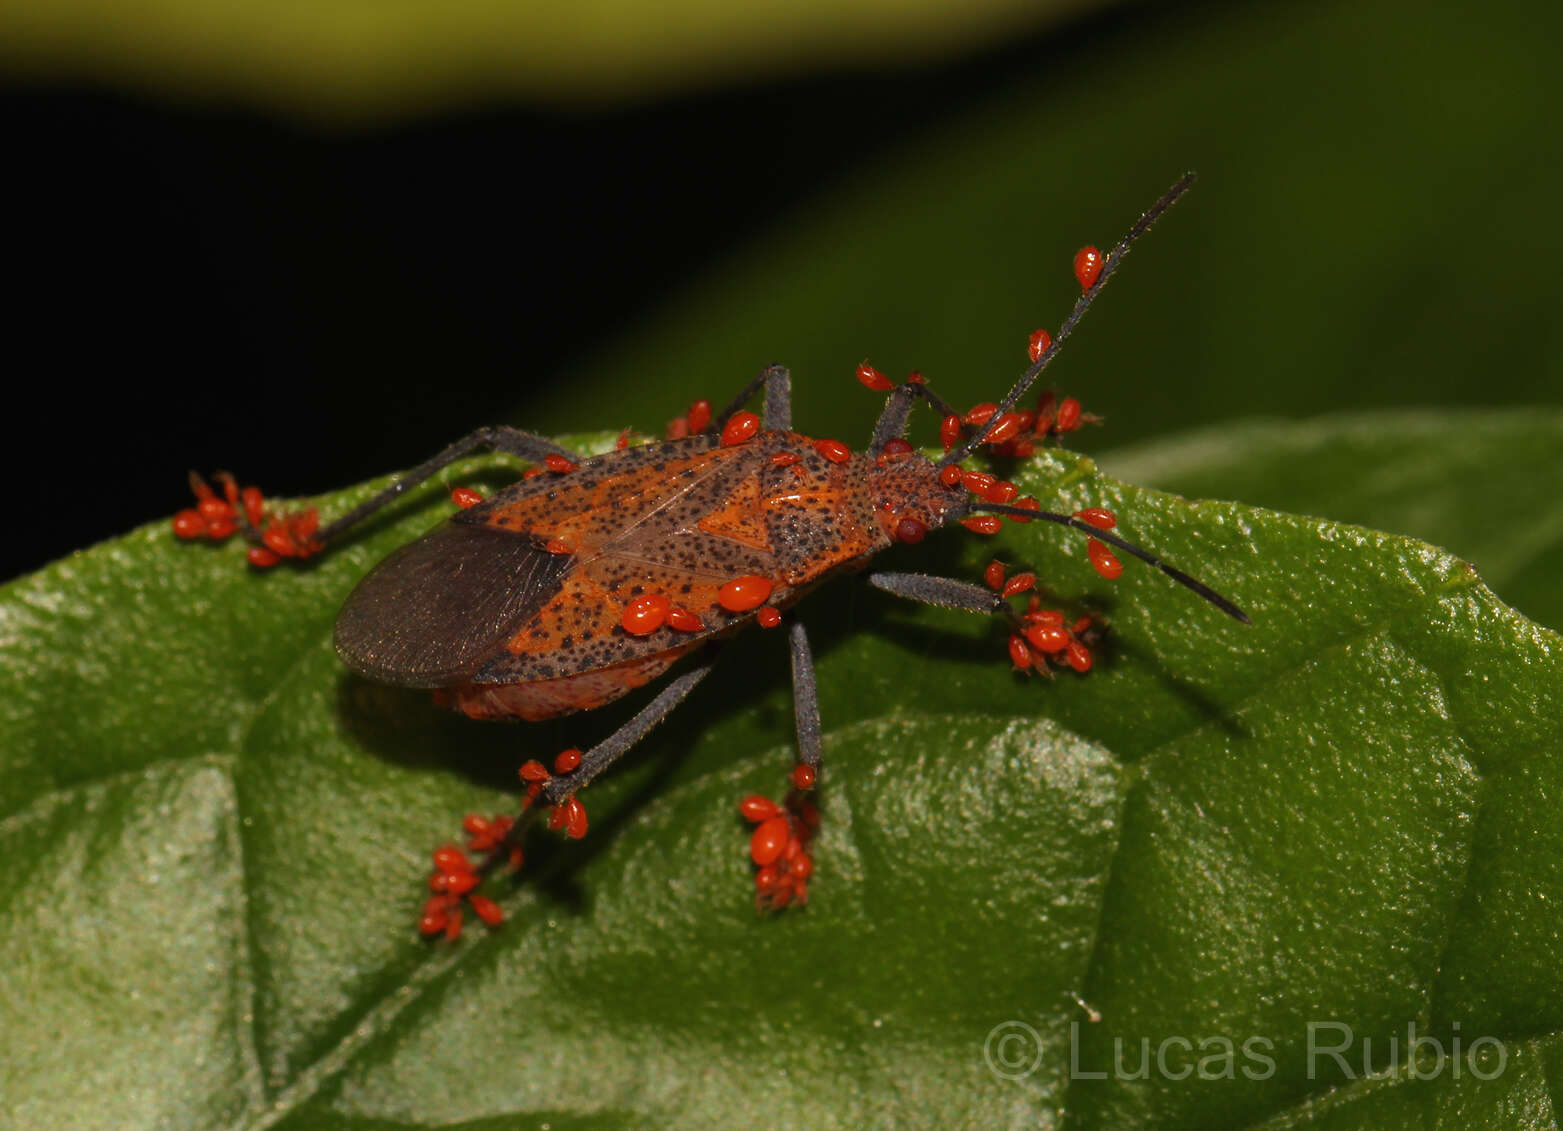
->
[334, 521, 572, 688]
[461, 442, 782, 686]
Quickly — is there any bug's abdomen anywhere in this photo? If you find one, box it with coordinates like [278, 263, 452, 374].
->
[443, 643, 702, 721]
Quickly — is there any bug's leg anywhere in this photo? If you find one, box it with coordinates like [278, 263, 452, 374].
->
[868, 384, 920, 452]
[869, 379, 971, 449]
[867, 569, 1103, 675]
[420, 659, 719, 939]
[737, 619, 822, 911]
[314, 427, 578, 544]
[788, 621, 823, 781]
[939, 174, 1194, 469]
[875, 175, 1200, 465]
[534, 659, 717, 808]
[759, 365, 793, 432]
[869, 377, 1014, 459]
[867, 570, 1006, 615]
[710, 364, 792, 433]
[175, 426, 581, 566]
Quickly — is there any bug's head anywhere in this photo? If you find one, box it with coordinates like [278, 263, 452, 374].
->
[851, 173, 1248, 625]
[853, 175, 1204, 552]
[865, 445, 968, 546]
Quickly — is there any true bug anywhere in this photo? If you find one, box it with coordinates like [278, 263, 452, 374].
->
[175, 173, 1246, 936]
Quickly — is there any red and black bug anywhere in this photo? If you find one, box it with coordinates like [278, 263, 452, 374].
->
[175, 173, 1246, 935]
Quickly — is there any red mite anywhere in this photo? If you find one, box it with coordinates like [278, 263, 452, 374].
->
[175, 174, 1247, 931]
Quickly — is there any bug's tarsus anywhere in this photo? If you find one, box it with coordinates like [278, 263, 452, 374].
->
[474, 799, 545, 884]
[939, 173, 1196, 469]
[970, 501, 1249, 623]
[731, 619, 823, 912]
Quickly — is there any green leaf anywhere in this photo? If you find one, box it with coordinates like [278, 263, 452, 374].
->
[1100, 409, 1563, 633]
[3, 419, 1561, 1129]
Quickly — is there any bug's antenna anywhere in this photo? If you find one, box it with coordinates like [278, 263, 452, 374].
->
[968, 500, 1250, 623]
[939, 173, 1196, 469]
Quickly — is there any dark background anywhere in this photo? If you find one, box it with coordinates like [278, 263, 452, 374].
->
[7, 0, 1560, 583]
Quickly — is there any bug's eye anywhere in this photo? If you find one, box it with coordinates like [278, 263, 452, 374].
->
[894, 516, 928, 544]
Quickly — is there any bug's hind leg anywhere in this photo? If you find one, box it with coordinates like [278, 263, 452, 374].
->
[534, 660, 717, 808]
[315, 427, 581, 545]
[420, 660, 718, 939]
[176, 426, 583, 565]
[737, 620, 822, 911]
[867, 568, 1104, 676]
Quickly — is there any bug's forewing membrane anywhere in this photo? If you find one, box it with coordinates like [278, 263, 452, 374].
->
[334, 521, 571, 688]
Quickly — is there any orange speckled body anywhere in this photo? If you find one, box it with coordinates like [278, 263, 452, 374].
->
[334, 429, 959, 722]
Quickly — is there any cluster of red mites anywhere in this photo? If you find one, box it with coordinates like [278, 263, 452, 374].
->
[171, 472, 322, 567]
[619, 575, 782, 637]
[985, 557, 1104, 675]
[1074, 508, 1124, 581]
[738, 780, 819, 911]
[519, 750, 590, 838]
[420, 748, 593, 939]
[420, 841, 506, 940]
[855, 363, 931, 393]
[858, 352, 1096, 535]
[943, 461, 1041, 537]
[938, 386, 1095, 465]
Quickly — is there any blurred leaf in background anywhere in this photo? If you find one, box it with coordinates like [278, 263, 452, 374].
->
[0, 0, 1108, 115]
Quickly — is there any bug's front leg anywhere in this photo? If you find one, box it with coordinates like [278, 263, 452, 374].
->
[736, 620, 822, 911]
[866, 375, 962, 452]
